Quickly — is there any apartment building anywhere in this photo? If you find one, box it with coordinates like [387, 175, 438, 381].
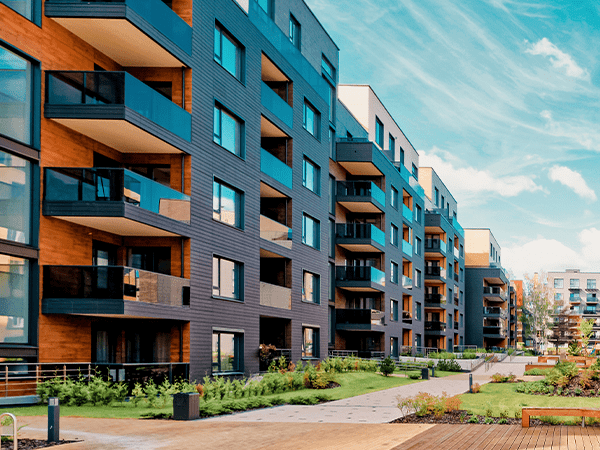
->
[417, 168, 465, 351]
[548, 269, 600, 349]
[464, 228, 513, 349]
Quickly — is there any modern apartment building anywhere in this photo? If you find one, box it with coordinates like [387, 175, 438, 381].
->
[548, 269, 600, 349]
[417, 168, 465, 351]
[464, 228, 513, 349]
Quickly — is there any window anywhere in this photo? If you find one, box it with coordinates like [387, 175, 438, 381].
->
[289, 14, 301, 49]
[555, 293, 563, 301]
[588, 279, 596, 289]
[434, 188, 439, 206]
[415, 269, 422, 288]
[303, 100, 320, 139]
[329, 219, 335, 258]
[554, 278, 564, 289]
[415, 205, 422, 224]
[213, 179, 243, 228]
[391, 299, 399, 321]
[128, 247, 171, 275]
[0, 150, 31, 244]
[389, 134, 395, 153]
[329, 175, 336, 215]
[0, 44, 34, 145]
[415, 236, 422, 256]
[213, 103, 243, 157]
[390, 261, 399, 284]
[302, 157, 320, 194]
[570, 279, 580, 289]
[302, 213, 320, 249]
[322, 56, 335, 123]
[212, 256, 242, 300]
[214, 24, 244, 81]
[400, 147, 405, 165]
[328, 306, 334, 345]
[391, 337, 398, 358]
[375, 117, 384, 148]
[391, 224, 399, 247]
[460, 314, 464, 328]
[416, 302, 422, 321]
[391, 186, 398, 209]
[1, 0, 37, 22]
[302, 271, 320, 304]
[412, 164, 418, 180]
[256, 0, 273, 18]
[441, 195, 445, 209]
[302, 327, 319, 358]
[329, 127, 335, 159]
[321, 56, 335, 82]
[212, 331, 243, 373]
[329, 263, 335, 300]
[0, 254, 28, 343]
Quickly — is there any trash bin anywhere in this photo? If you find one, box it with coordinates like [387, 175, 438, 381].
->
[173, 392, 199, 420]
[421, 368, 429, 380]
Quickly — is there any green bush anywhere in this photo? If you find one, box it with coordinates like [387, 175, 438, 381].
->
[428, 351, 456, 360]
[379, 357, 396, 377]
[554, 361, 578, 378]
[523, 368, 551, 376]
[436, 359, 461, 372]
[515, 380, 553, 394]
[37, 374, 129, 407]
[288, 395, 319, 405]
[460, 351, 477, 359]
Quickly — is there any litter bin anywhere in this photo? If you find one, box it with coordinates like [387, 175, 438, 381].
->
[421, 368, 429, 380]
[173, 392, 199, 420]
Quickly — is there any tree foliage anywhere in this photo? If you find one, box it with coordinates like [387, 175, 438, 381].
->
[523, 271, 555, 352]
[579, 318, 594, 356]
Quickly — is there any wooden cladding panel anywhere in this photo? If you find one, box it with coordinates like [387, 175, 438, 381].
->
[38, 315, 92, 363]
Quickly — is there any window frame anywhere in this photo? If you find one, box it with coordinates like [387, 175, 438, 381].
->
[390, 223, 399, 247]
[214, 23, 245, 82]
[415, 236, 422, 256]
[415, 269, 422, 288]
[375, 116, 384, 148]
[212, 255, 244, 302]
[303, 99, 321, 140]
[0, 0, 41, 25]
[415, 204, 422, 224]
[302, 270, 320, 305]
[390, 260, 399, 284]
[256, 0, 274, 19]
[391, 186, 398, 210]
[212, 330, 244, 374]
[289, 14, 301, 50]
[391, 299, 399, 322]
[213, 102, 245, 158]
[302, 213, 320, 250]
[302, 326, 320, 358]
[412, 163, 418, 180]
[302, 156, 320, 195]
[554, 278, 564, 289]
[415, 302, 422, 321]
[587, 279, 596, 290]
[213, 178, 244, 229]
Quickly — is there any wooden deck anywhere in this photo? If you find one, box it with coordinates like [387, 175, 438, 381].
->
[394, 424, 600, 449]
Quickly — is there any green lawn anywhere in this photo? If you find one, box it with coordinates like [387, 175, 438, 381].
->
[0, 372, 419, 419]
[459, 383, 600, 424]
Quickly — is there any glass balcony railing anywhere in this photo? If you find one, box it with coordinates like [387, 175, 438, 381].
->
[336, 181, 385, 207]
[336, 309, 385, 327]
[335, 223, 385, 248]
[259, 282, 292, 310]
[44, 167, 190, 223]
[425, 266, 446, 278]
[452, 217, 464, 237]
[336, 266, 385, 287]
[587, 296, 598, 303]
[453, 247, 460, 258]
[424, 238, 447, 253]
[260, 215, 292, 249]
[570, 295, 582, 303]
[402, 275, 412, 288]
[261, 82, 293, 128]
[45, 71, 192, 142]
[43, 265, 189, 307]
[260, 148, 293, 189]
[483, 286, 507, 300]
[483, 307, 507, 317]
[425, 294, 446, 305]
[402, 239, 413, 256]
[425, 321, 446, 332]
[583, 307, 597, 315]
[402, 204, 412, 222]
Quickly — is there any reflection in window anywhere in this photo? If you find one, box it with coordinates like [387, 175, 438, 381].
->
[213, 179, 242, 228]
[302, 213, 320, 249]
[214, 24, 243, 81]
[212, 256, 242, 300]
[554, 278, 563, 289]
[0, 150, 30, 244]
[302, 157, 320, 194]
[0, 254, 28, 344]
[302, 271, 320, 304]
[214, 104, 243, 157]
[303, 100, 320, 139]
[256, 0, 273, 18]
[302, 327, 319, 358]
[212, 331, 242, 373]
[289, 14, 301, 49]
[0, 44, 32, 145]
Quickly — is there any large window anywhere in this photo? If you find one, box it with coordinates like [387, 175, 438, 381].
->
[415, 302, 422, 321]
[389, 134, 395, 153]
[302, 271, 320, 304]
[329, 175, 336, 215]
[212, 256, 242, 301]
[390, 261, 398, 284]
[412, 163, 418, 180]
[391, 299, 399, 321]
[390, 337, 398, 358]
[214, 24, 244, 81]
[415, 269, 422, 288]
[302, 327, 319, 358]
[329, 127, 335, 159]
[391, 186, 398, 209]
[289, 14, 301, 49]
[555, 293, 563, 301]
[0, 150, 31, 244]
[415, 236, 422, 256]
[0, 44, 33, 145]
[554, 278, 563, 289]
[213, 103, 243, 157]
[390, 224, 399, 247]
[0, 254, 28, 343]
[302, 213, 320, 249]
[303, 100, 320, 139]
[302, 157, 320, 194]
[375, 117, 384, 148]
[1, 0, 36, 21]
[256, 0, 274, 18]
[213, 179, 243, 228]
[588, 279, 596, 290]
[321, 56, 335, 123]
[415, 204, 422, 224]
[570, 279, 580, 289]
[212, 331, 242, 373]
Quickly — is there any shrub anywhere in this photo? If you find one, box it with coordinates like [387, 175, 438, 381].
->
[515, 381, 553, 395]
[461, 351, 477, 359]
[523, 368, 551, 376]
[491, 373, 516, 383]
[468, 415, 479, 423]
[396, 392, 461, 417]
[436, 359, 461, 372]
[379, 357, 396, 377]
[514, 410, 522, 419]
[471, 383, 481, 393]
[499, 409, 509, 419]
[288, 395, 319, 405]
[484, 417, 494, 424]
[409, 372, 420, 380]
[498, 418, 508, 424]
[428, 351, 456, 360]
[554, 361, 578, 378]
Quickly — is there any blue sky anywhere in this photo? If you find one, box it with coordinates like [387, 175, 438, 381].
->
[306, 0, 600, 278]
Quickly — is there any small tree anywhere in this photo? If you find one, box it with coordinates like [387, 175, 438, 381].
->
[579, 318, 594, 356]
[379, 357, 395, 377]
[523, 271, 555, 353]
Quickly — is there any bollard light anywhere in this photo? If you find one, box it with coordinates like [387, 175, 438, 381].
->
[469, 373, 473, 393]
[48, 397, 60, 443]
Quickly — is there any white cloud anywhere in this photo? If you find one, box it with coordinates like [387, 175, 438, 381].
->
[540, 110, 600, 152]
[548, 165, 596, 201]
[525, 38, 590, 80]
[419, 148, 544, 200]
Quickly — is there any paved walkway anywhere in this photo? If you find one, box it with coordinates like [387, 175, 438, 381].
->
[207, 356, 537, 424]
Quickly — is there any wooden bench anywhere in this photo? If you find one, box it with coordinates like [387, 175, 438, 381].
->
[522, 407, 600, 427]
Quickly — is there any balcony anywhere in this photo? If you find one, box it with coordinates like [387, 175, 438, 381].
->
[583, 307, 597, 315]
[402, 240, 413, 257]
[454, 322, 459, 330]
[43, 167, 190, 237]
[336, 181, 385, 213]
[260, 215, 292, 249]
[336, 309, 385, 332]
[44, 0, 192, 67]
[587, 296, 598, 303]
[260, 148, 293, 190]
[453, 246, 460, 259]
[483, 326, 507, 338]
[261, 82, 293, 129]
[453, 295, 459, 306]
[483, 286, 507, 302]
[424, 293, 446, 308]
[424, 238, 446, 255]
[483, 307, 507, 318]
[42, 265, 190, 318]
[425, 266, 446, 282]
[259, 282, 292, 310]
[570, 295, 582, 304]
[45, 71, 191, 153]
[402, 204, 413, 223]
[335, 140, 385, 177]
[402, 275, 412, 289]
[402, 311, 412, 323]
[335, 223, 385, 253]
[453, 273, 459, 283]
[425, 321, 446, 334]
[335, 266, 385, 292]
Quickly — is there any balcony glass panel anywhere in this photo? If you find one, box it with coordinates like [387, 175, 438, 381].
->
[335, 223, 385, 248]
[261, 148, 293, 189]
[44, 168, 190, 222]
[259, 282, 292, 309]
[43, 265, 189, 307]
[336, 181, 385, 207]
[336, 309, 384, 327]
[425, 266, 445, 278]
[402, 240, 413, 256]
[425, 321, 446, 331]
[402, 275, 412, 288]
[452, 217, 464, 237]
[261, 82, 293, 128]
[259, 215, 292, 249]
[45, 71, 191, 142]
[336, 266, 385, 287]
[402, 204, 412, 222]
